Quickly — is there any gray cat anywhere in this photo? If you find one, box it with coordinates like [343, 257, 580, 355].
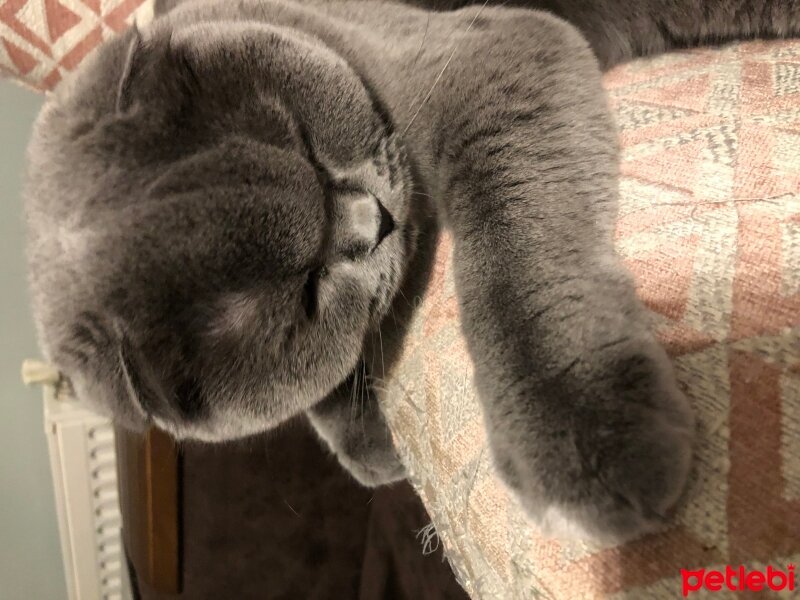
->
[24, 0, 799, 543]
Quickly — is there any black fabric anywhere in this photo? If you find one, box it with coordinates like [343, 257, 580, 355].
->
[133, 419, 468, 600]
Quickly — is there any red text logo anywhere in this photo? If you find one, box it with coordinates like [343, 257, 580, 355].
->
[681, 565, 795, 596]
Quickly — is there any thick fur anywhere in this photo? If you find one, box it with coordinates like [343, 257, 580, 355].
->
[25, 0, 800, 543]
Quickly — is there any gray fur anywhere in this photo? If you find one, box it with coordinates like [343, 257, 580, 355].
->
[25, 0, 800, 543]
[307, 363, 406, 486]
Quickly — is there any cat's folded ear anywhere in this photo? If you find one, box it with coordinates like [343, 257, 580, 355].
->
[115, 24, 201, 114]
[115, 321, 172, 426]
[56, 313, 172, 430]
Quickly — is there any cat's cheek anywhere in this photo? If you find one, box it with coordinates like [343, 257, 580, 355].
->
[325, 262, 383, 302]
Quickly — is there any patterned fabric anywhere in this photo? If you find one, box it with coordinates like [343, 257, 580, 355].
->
[0, 0, 151, 90]
[2, 4, 799, 598]
[381, 40, 800, 599]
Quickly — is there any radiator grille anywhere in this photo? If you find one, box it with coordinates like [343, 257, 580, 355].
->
[42, 381, 132, 600]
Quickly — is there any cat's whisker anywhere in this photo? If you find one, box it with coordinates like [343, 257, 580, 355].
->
[360, 362, 367, 438]
[377, 326, 386, 381]
[410, 14, 432, 71]
[404, 12, 459, 115]
[350, 365, 359, 425]
[395, 287, 413, 308]
[402, 0, 492, 138]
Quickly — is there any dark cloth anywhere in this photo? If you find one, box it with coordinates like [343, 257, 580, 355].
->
[134, 419, 468, 600]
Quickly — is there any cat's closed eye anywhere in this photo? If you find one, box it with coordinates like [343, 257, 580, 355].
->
[302, 266, 328, 319]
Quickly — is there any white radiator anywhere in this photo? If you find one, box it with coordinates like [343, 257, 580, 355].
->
[24, 361, 133, 600]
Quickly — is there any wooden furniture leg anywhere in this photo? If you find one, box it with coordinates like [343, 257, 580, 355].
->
[115, 426, 182, 594]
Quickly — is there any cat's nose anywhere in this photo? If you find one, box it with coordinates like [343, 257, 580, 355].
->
[332, 191, 395, 261]
[376, 199, 395, 246]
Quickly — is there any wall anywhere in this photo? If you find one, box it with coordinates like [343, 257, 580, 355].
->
[0, 81, 67, 600]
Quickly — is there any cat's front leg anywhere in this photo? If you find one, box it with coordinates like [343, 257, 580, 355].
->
[307, 364, 406, 487]
[418, 11, 694, 542]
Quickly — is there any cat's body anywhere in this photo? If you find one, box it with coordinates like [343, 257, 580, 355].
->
[25, 0, 800, 543]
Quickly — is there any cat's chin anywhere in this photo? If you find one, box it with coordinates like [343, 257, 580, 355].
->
[367, 226, 414, 327]
[367, 272, 396, 327]
[148, 411, 277, 443]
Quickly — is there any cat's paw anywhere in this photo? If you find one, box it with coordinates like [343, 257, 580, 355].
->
[532, 404, 692, 544]
[308, 375, 407, 488]
[491, 337, 694, 544]
[336, 439, 407, 487]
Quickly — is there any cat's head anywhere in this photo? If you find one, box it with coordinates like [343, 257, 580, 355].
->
[25, 18, 415, 440]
